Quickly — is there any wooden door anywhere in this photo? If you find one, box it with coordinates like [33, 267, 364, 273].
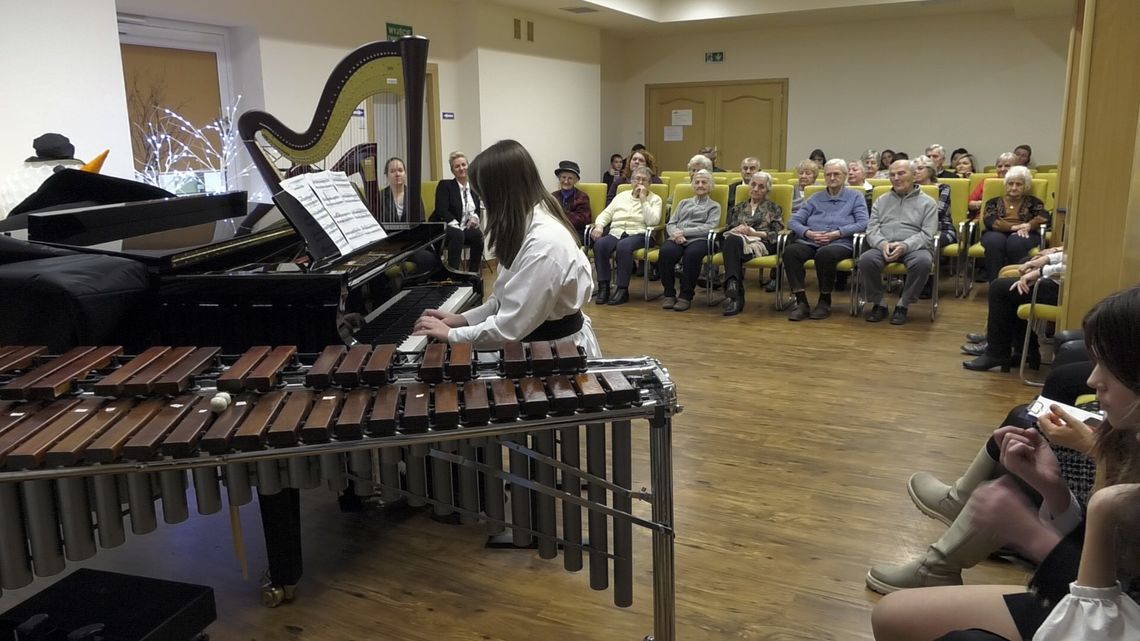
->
[646, 80, 787, 173]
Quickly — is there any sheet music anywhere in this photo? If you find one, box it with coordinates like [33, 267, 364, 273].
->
[327, 171, 388, 245]
[279, 174, 354, 255]
[307, 172, 370, 250]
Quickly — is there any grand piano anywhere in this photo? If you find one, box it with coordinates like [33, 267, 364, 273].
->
[0, 35, 480, 355]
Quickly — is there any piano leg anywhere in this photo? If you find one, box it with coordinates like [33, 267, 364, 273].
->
[257, 488, 302, 607]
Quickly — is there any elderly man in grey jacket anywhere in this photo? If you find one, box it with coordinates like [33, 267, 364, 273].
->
[859, 159, 938, 325]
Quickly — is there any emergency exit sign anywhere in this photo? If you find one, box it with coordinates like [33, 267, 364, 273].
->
[705, 51, 724, 63]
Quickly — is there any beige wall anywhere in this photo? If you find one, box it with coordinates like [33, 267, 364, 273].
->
[0, 0, 134, 179]
[607, 11, 1070, 170]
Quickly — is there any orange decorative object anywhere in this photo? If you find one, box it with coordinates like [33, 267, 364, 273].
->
[81, 149, 109, 173]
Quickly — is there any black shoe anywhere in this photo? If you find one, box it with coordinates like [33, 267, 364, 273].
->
[764, 279, 778, 293]
[595, 282, 610, 305]
[961, 342, 987, 356]
[963, 354, 1012, 372]
[724, 278, 741, 300]
[788, 301, 811, 321]
[809, 300, 831, 320]
[723, 297, 744, 316]
[607, 287, 629, 305]
[965, 332, 986, 343]
[890, 306, 908, 325]
[865, 304, 889, 323]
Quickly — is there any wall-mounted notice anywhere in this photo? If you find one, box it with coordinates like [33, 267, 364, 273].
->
[387, 23, 413, 41]
[663, 126, 684, 142]
[442, 112, 455, 120]
[671, 109, 693, 126]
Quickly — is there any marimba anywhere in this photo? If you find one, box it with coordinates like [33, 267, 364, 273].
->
[0, 341, 679, 641]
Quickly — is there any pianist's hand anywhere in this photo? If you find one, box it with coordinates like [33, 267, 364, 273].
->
[412, 309, 468, 342]
[419, 308, 468, 327]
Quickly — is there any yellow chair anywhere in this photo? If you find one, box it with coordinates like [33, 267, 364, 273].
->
[1016, 272, 1062, 386]
[868, 178, 891, 188]
[422, 180, 439, 220]
[709, 184, 795, 309]
[578, 182, 609, 250]
[660, 171, 689, 186]
[940, 178, 971, 297]
[1039, 172, 1059, 212]
[968, 172, 998, 194]
[767, 172, 795, 183]
[1075, 394, 1097, 406]
[983, 165, 996, 173]
[1036, 164, 1058, 173]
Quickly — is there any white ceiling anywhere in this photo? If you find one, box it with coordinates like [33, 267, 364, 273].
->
[483, 0, 1073, 35]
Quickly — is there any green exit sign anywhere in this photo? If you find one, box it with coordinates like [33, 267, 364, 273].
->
[705, 51, 724, 63]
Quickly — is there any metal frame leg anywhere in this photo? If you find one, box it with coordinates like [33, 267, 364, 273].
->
[648, 413, 676, 641]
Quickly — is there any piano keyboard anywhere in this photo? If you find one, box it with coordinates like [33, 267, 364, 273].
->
[352, 285, 477, 352]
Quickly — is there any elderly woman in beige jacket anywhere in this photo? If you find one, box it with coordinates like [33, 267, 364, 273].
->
[590, 166, 663, 305]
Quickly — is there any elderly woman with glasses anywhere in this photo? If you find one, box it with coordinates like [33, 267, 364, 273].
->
[980, 165, 1049, 282]
[720, 171, 784, 316]
[590, 166, 663, 305]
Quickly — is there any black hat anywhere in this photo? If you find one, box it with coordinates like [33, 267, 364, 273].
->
[26, 133, 76, 162]
[554, 160, 580, 179]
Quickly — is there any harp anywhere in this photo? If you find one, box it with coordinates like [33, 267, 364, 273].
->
[238, 36, 429, 222]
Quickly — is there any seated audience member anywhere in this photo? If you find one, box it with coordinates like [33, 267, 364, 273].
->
[785, 158, 869, 321]
[847, 159, 873, 208]
[433, 151, 485, 272]
[859, 159, 937, 325]
[379, 156, 438, 273]
[698, 146, 726, 172]
[875, 149, 896, 178]
[950, 147, 970, 166]
[954, 153, 977, 178]
[979, 165, 1049, 283]
[728, 156, 761, 208]
[721, 171, 784, 316]
[791, 159, 820, 215]
[914, 155, 957, 248]
[925, 144, 958, 179]
[968, 152, 1015, 216]
[1013, 143, 1034, 168]
[551, 160, 592, 235]
[602, 153, 623, 188]
[659, 169, 720, 312]
[687, 154, 713, 178]
[590, 166, 663, 305]
[808, 148, 827, 167]
[861, 149, 880, 180]
[605, 148, 662, 205]
[963, 247, 1063, 371]
[871, 286, 1140, 641]
[892, 151, 910, 161]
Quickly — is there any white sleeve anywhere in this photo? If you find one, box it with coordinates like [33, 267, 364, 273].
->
[448, 252, 567, 347]
[1032, 583, 1140, 641]
[1038, 489, 1083, 535]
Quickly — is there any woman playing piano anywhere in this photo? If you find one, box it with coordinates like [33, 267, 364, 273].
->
[412, 139, 601, 356]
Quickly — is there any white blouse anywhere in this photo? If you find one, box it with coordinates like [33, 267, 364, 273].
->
[449, 205, 600, 356]
[1033, 582, 1140, 640]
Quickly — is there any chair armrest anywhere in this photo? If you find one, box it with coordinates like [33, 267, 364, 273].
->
[1038, 223, 1048, 250]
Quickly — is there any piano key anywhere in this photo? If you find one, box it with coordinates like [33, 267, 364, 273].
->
[395, 285, 476, 353]
[461, 380, 490, 425]
[368, 386, 400, 436]
[502, 342, 527, 378]
[547, 375, 579, 414]
[26, 346, 123, 400]
[402, 383, 430, 433]
[574, 373, 606, 410]
[335, 388, 371, 440]
[247, 346, 297, 392]
[433, 383, 459, 429]
[305, 346, 346, 389]
[361, 344, 395, 386]
[266, 390, 314, 447]
[45, 400, 132, 466]
[1, 347, 99, 400]
[333, 345, 371, 388]
[419, 344, 446, 383]
[216, 346, 271, 393]
[446, 343, 473, 381]
[122, 396, 198, 460]
[152, 347, 219, 396]
[93, 347, 170, 396]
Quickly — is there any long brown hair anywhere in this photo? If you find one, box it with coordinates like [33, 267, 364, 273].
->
[1087, 285, 1140, 485]
[468, 140, 577, 269]
[620, 149, 659, 181]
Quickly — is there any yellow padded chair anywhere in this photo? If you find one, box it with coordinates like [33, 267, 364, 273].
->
[968, 172, 998, 194]
[577, 182, 609, 251]
[709, 184, 795, 309]
[422, 180, 439, 220]
[767, 172, 795, 183]
[660, 171, 689, 186]
[868, 178, 891, 188]
[940, 178, 971, 297]
[1016, 273, 1062, 386]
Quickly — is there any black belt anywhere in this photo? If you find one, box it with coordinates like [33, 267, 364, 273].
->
[524, 311, 584, 342]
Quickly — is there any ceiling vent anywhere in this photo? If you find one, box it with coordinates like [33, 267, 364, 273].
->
[560, 6, 599, 14]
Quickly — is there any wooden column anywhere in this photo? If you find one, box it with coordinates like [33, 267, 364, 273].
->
[1059, 0, 1140, 327]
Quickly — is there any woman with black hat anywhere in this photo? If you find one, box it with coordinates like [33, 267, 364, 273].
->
[552, 160, 593, 235]
[412, 140, 600, 355]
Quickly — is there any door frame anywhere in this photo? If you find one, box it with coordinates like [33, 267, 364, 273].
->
[645, 78, 789, 170]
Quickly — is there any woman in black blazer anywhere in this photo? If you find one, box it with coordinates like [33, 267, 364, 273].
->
[433, 151, 484, 272]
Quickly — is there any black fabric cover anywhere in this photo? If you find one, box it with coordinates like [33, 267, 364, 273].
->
[5, 169, 173, 220]
[0, 236, 150, 352]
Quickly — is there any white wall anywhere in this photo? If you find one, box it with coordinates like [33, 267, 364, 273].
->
[609, 11, 1070, 169]
[473, 3, 602, 190]
[0, 0, 134, 178]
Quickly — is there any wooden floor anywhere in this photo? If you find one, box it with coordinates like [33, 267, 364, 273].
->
[0, 274, 1038, 640]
